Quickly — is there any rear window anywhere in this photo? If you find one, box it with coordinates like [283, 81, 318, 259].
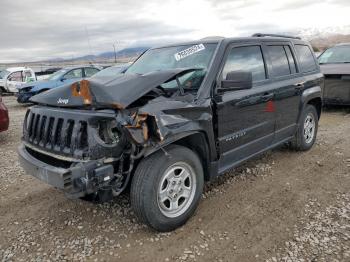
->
[295, 45, 317, 73]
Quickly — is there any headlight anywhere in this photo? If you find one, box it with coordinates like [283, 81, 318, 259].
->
[98, 120, 121, 144]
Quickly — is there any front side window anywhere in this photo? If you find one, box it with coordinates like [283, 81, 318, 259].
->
[64, 68, 83, 80]
[318, 45, 350, 64]
[295, 45, 317, 73]
[8, 71, 23, 82]
[222, 46, 266, 82]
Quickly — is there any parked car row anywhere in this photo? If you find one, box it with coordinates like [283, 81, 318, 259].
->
[16, 65, 101, 103]
[0, 64, 128, 103]
[0, 64, 128, 135]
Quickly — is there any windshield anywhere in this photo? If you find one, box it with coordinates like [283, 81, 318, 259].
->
[318, 45, 350, 64]
[91, 65, 126, 78]
[125, 43, 217, 90]
[47, 69, 68, 80]
[0, 70, 10, 79]
[126, 43, 217, 74]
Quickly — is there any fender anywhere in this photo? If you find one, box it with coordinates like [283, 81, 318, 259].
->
[144, 130, 209, 157]
[301, 85, 322, 105]
[297, 85, 322, 122]
[143, 130, 218, 181]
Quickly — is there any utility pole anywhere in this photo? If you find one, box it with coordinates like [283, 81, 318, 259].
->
[113, 43, 117, 63]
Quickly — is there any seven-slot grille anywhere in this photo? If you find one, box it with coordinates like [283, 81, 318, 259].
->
[23, 107, 88, 158]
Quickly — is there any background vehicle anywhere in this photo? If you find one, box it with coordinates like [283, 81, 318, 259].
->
[0, 96, 9, 132]
[0, 67, 36, 95]
[90, 64, 129, 80]
[18, 34, 323, 231]
[318, 43, 350, 105]
[16, 66, 101, 103]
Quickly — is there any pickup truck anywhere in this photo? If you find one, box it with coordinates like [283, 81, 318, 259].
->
[0, 67, 36, 95]
[18, 34, 323, 231]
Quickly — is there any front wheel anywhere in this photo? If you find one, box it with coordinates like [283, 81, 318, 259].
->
[131, 145, 204, 232]
[291, 105, 319, 151]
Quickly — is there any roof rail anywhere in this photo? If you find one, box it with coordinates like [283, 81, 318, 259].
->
[200, 36, 225, 41]
[252, 33, 301, 40]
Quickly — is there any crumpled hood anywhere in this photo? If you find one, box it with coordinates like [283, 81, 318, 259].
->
[320, 63, 350, 75]
[30, 68, 198, 108]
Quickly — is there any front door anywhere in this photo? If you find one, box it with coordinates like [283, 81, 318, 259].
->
[215, 44, 276, 173]
[7, 71, 23, 92]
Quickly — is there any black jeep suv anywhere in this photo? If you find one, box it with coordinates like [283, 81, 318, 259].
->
[18, 34, 323, 231]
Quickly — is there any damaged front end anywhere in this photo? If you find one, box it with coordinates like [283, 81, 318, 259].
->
[19, 69, 213, 200]
[19, 105, 147, 200]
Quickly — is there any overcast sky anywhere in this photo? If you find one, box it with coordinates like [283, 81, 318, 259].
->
[1, 0, 350, 63]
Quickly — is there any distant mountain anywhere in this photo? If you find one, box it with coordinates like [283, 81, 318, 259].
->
[99, 47, 149, 59]
[295, 26, 350, 50]
[44, 46, 150, 63]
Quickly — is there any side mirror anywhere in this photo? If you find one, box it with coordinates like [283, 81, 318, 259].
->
[220, 71, 253, 91]
[60, 77, 66, 82]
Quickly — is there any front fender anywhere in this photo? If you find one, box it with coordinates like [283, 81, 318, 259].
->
[143, 130, 206, 157]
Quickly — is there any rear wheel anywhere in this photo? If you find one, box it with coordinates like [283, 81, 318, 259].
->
[291, 105, 318, 151]
[131, 145, 204, 232]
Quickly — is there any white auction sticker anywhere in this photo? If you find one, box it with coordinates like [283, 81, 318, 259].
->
[174, 44, 205, 61]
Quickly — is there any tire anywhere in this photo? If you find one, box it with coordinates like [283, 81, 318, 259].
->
[291, 104, 318, 151]
[131, 145, 204, 232]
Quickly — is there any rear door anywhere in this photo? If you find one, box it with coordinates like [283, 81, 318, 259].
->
[263, 42, 303, 141]
[214, 43, 276, 173]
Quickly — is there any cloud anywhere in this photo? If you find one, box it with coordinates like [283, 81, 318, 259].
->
[0, 0, 349, 63]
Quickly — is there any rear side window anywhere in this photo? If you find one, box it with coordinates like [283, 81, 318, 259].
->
[266, 46, 291, 77]
[295, 45, 317, 73]
[85, 67, 99, 77]
[222, 46, 266, 82]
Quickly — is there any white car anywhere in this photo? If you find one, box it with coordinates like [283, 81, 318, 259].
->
[0, 67, 36, 95]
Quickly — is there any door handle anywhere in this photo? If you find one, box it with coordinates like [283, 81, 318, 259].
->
[261, 93, 274, 101]
[295, 82, 305, 89]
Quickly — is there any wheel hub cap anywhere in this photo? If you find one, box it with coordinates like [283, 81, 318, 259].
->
[157, 162, 196, 218]
[303, 113, 315, 144]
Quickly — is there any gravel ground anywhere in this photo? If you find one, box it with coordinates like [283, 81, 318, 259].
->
[0, 96, 349, 262]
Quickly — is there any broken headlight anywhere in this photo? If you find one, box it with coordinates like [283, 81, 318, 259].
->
[98, 120, 122, 144]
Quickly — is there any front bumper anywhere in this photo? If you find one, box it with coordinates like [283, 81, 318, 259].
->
[18, 144, 114, 198]
[16, 92, 34, 103]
